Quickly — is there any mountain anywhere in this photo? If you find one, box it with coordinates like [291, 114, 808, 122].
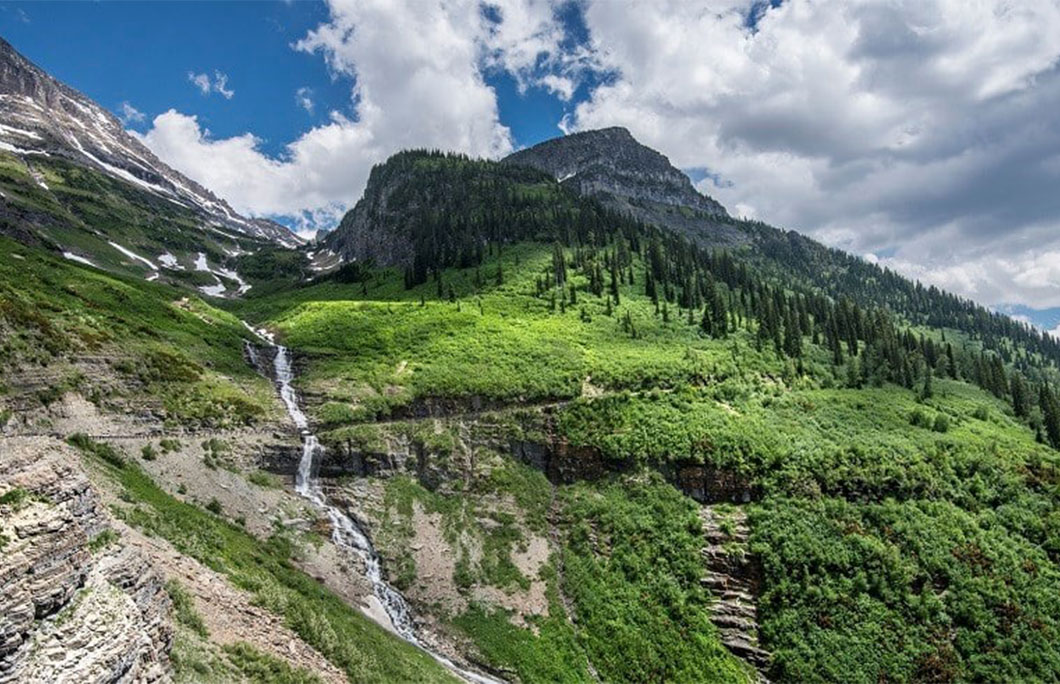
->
[6, 46, 1060, 684]
[323, 150, 571, 269]
[503, 126, 745, 245]
[0, 37, 301, 296]
[0, 38, 298, 248]
[323, 128, 753, 269]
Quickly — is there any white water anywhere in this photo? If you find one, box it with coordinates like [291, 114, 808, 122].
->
[251, 338, 503, 684]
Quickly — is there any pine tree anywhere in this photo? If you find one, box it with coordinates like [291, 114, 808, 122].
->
[1011, 372, 1029, 419]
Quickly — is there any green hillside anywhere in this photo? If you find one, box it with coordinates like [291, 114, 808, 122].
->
[6, 147, 1060, 683]
[225, 150, 1060, 680]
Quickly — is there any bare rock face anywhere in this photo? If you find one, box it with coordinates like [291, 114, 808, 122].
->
[506, 127, 726, 215]
[699, 505, 770, 678]
[0, 437, 173, 683]
[503, 127, 747, 246]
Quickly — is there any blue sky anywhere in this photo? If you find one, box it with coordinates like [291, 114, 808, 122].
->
[0, 1, 576, 154]
[3, 0, 1060, 322]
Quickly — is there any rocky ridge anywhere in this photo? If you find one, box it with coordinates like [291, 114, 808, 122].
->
[503, 127, 746, 246]
[0, 37, 299, 248]
[0, 436, 173, 683]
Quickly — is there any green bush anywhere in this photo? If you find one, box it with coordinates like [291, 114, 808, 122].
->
[166, 579, 208, 638]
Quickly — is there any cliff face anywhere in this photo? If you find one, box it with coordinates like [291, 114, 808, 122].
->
[0, 437, 172, 683]
[505, 127, 726, 215]
[504, 127, 746, 246]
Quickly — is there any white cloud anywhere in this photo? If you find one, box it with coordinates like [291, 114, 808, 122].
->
[188, 71, 211, 95]
[117, 101, 145, 125]
[187, 70, 235, 99]
[540, 74, 574, 100]
[565, 0, 1060, 308]
[296, 86, 315, 114]
[140, 0, 553, 224]
[213, 71, 234, 99]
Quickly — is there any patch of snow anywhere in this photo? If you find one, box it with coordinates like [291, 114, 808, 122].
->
[158, 252, 183, 270]
[215, 265, 251, 295]
[0, 140, 49, 156]
[68, 134, 173, 198]
[199, 278, 227, 297]
[557, 171, 576, 182]
[194, 252, 210, 272]
[0, 124, 42, 139]
[62, 251, 96, 267]
[146, 273, 159, 282]
[11, 253, 24, 260]
[107, 241, 157, 270]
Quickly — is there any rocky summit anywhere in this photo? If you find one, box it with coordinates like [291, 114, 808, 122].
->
[504, 127, 745, 245]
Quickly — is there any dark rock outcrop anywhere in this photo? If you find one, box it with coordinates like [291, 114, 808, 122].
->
[504, 127, 746, 246]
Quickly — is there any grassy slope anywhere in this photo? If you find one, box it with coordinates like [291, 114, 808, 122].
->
[70, 436, 455, 683]
[233, 242, 1060, 682]
[0, 236, 275, 426]
[233, 242, 777, 421]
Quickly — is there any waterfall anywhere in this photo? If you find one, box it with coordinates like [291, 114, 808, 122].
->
[246, 336, 503, 684]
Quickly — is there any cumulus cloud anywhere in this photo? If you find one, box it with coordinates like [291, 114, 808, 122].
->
[564, 0, 1060, 308]
[140, 0, 556, 224]
[187, 70, 235, 99]
[117, 101, 145, 125]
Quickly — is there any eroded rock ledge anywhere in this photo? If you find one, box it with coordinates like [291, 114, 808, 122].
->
[0, 436, 173, 683]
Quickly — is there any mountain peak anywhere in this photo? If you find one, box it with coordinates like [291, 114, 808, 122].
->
[503, 127, 736, 244]
[0, 38, 299, 248]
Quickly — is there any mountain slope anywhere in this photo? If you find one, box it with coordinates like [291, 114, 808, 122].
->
[0, 37, 297, 247]
[0, 38, 304, 298]
[503, 127, 744, 246]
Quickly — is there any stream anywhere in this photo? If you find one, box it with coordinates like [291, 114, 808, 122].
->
[244, 334, 502, 684]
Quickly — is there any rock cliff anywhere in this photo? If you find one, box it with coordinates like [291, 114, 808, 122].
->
[504, 127, 746, 245]
[0, 437, 173, 683]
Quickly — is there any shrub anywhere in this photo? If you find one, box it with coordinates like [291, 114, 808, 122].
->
[160, 438, 183, 453]
[0, 487, 29, 507]
[68, 433, 125, 468]
[206, 498, 223, 515]
[166, 579, 208, 638]
[141, 444, 158, 461]
[88, 528, 119, 553]
[933, 414, 950, 433]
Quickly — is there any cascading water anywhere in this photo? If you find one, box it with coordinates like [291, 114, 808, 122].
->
[246, 336, 502, 684]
